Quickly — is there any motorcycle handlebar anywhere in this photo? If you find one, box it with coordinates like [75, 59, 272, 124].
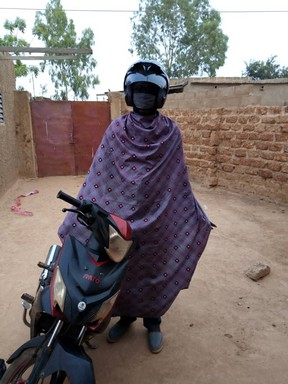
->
[57, 190, 82, 209]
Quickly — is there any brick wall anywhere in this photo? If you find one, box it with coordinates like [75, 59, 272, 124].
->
[164, 106, 288, 203]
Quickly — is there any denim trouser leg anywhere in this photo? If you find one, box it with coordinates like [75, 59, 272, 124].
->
[143, 317, 161, 332]
[119, 316, 137, 325]
[119, 316, 161, 331]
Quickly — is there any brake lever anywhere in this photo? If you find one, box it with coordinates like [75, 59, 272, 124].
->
[62, 202, 99, 230]
[62, 208, 79, 214]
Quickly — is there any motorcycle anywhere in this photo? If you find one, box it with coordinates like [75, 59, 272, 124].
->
[0, 191, 135, 384]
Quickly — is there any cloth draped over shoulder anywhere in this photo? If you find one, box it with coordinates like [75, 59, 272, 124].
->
[58, 112, 211, 318]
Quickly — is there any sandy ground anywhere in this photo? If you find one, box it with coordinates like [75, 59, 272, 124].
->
[0, 176, 287, 384]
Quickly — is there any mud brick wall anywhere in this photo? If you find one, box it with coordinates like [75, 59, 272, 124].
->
[0, 53, 18, 197]
[164, 106, 288, 203]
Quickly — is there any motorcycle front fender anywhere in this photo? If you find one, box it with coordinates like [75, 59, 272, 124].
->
[6, 335, 46, 364]
[41, 338, 95, 383]
[7, 336, 95, 383]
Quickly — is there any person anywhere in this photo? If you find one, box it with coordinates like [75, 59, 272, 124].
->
[58, 59, 212, 354]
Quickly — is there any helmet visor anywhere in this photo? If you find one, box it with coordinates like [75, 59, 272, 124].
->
[125, 73, 167, 90]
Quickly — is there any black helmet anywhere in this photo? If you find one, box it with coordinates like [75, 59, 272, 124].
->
[124, 59, 169, 111]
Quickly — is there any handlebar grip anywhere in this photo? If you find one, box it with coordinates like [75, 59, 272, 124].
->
[57, 190, 81, 209]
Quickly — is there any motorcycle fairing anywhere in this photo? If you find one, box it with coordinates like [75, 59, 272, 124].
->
[109, 213, 132, 240]
[30, 287, 55, 337]
[52, 235, 129, 324]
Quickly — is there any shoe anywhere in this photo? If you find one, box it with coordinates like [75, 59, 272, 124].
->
[106, 320, 131, 343]
[147, 331, 164, 354]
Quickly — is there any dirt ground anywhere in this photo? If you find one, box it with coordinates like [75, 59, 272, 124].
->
[0, 176, 287, 384]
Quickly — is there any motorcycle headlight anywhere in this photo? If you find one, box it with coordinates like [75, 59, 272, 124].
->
[53, 266, 66, 312]
[94, 291, 119, 322]
[105, 225, 133, 263]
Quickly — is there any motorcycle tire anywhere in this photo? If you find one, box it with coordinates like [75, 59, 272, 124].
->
[0, 347, 70, 384]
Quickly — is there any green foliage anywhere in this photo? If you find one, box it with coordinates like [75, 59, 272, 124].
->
[33, 0, 99, 100]
[129, 0, 228, 77]
[243, 56, 288, 80]
[0, 17, 30, 77]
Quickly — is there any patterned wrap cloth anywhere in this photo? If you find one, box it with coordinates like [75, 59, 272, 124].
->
[58, 112, 212, 318]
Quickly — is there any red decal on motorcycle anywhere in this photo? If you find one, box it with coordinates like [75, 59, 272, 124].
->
[83, 274, 101, 284]
[110, 214, 132, 240]
[89, 254, 108, 267]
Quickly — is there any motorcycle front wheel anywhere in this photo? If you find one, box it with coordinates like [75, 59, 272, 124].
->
[1, 347, 70, 384]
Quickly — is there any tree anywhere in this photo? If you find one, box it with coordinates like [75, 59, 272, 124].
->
[129, 0, 228, 78]
[33, 0, 99, 100]
[0, 18, 30, 78]
[243, 56, 288, 80]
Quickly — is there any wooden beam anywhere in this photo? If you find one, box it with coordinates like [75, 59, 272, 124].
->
[0, 55, 79, 60]
[0, 47, 92, 54]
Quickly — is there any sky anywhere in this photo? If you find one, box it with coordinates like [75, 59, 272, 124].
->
[0, 0, 287, 99]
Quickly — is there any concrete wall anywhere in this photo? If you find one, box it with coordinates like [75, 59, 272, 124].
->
[165, 77, 288, 109]
[0, 53, 18, 197]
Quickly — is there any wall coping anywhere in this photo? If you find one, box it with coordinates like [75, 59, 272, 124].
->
[171, 77, 288, 86]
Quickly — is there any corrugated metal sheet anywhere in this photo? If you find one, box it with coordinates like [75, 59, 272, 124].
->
[31, 100, 110, 177]
[72, 101, 110, 175]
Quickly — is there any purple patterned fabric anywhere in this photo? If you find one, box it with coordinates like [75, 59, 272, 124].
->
[58, 112, 211, 318]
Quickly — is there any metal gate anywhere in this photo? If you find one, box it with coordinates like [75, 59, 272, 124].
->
[31, 100, 110, 176]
